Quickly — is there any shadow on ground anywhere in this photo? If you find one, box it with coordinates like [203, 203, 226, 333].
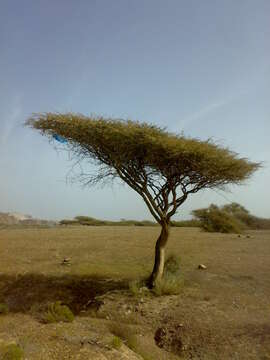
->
[0, 273, 128, 315]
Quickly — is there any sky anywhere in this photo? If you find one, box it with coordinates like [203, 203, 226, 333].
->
[0, 0, 269, 221]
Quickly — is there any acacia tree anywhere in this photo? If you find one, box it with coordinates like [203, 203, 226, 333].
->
[26, 113, 260, 287]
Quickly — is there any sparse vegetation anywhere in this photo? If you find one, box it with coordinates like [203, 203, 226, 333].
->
[0, 343, 24, 360]
[43, 301, 74, 323]
[0, 303, 9, 315]
[153, 273, 185, 296]
[0, 226, 269, 359]
[153, 254, 184, 296]
[60, 216, 158, 227]
[129, 278, 149, 297]
[109, 322, 156, 360]
[111, 335, 122, 349]
[170, 219, 201, 227]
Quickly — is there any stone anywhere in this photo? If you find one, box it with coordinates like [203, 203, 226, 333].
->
[198, 264, 207, 270]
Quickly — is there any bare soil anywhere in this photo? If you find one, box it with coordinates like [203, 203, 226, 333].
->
[0, 226, 269, 359]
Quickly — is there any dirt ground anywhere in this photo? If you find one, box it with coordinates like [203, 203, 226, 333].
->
[0, 226, 269, 359]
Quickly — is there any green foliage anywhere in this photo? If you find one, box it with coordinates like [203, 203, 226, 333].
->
[192, 204, 244, 233]
[0, 343, 24, 360]
[164, 254, 181, 275]
[129, 279, 150, 297]
[153, 273, 185, 296]
[59, 219, 79, 225]
[60, 216, 158, 227]
[27, 113, 259, 227]
[222, 202, 270, 230]
[74, 216, 107, 226]
[0, 303, 9, 315]
[26, 113, 259, 187]
[111, 336, 122, 349]
[192, 202, 270, 233]
[43, 301, 74, 323]
[153, 254, 184, 296]
[170, 219, 201, 227]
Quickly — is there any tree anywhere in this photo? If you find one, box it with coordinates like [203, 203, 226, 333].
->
[26, 113, 260, 287]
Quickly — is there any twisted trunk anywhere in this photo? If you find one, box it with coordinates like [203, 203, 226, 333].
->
[148, 221, 170, 288]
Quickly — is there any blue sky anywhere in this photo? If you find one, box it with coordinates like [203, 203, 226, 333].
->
[0, 0, 269, 220]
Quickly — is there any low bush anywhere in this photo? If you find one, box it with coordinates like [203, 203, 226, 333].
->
[111, 336, 122, 349]
[43, 301, 74, 323]
[170, 219, 201, 227]
[153, 273, 184, 296]
[129, 278, 150, 297]
[192, 204, 244, 233]
[153, 254, 184, 296]
[164, 254, 181, 276]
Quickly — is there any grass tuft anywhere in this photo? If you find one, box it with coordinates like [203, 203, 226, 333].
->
[153, 254, 184, 296]
[43, 301, 74, 323]
[164, 254, 181, 275]
[129, 278, 150, 297]
[111, 335, 122, 349]
[153, 273, 184, 296]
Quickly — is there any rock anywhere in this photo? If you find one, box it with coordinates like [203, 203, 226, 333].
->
[198, 264, 207, 270]
[61, 258, 71, 265]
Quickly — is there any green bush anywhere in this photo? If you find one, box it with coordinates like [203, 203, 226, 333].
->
[129, 279, 150, 297]
[0, 303, 9, 315]
[170, 219, 201, 227]
[222, 202, 270, 230]
[192, 204, 243, 233]
[111, 336, 122, 349]
[164, 254, 181, 276]
[192, 202, 270, 232]
[43, 301, 74, 323]
[59, 219, 78, 225]
[153, 273, 184, 296]
[0, 343, 24, 360]
[153, 254, 184, 296]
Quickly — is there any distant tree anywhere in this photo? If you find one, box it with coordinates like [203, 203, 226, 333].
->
[26, 113, 260, 287]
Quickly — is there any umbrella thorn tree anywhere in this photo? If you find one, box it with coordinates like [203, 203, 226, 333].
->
[26, 113, 260, 288]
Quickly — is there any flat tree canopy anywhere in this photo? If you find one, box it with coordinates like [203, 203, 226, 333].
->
[26, 113, 260, 286]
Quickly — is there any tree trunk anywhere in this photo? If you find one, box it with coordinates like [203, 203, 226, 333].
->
[147, 221, 170, 288]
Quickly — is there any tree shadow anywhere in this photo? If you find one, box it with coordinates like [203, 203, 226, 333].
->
[0, 273, 128, 315]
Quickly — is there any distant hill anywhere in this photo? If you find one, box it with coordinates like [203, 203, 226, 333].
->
[0, 212, 57, 227]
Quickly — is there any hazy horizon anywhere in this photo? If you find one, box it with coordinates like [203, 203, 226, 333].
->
[1, 1, 269, 221]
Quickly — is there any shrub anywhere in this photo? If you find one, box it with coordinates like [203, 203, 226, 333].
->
[192, 204, 243, 233]
[111, 336, 122, 349]
[43, 301, 74, 323]
[164, 254, 181, 276]
[0, 343, 24, 360]
[170, 219, 201, 227]
[59, 219, 78, 225]
[0, 303, 9, 315]
[129, 279, 150, 297]
[153, 254, 184, 296]
[153, 273, 184, 296]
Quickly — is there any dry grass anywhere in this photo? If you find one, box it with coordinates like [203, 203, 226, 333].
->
[0, 226, 270, 359]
